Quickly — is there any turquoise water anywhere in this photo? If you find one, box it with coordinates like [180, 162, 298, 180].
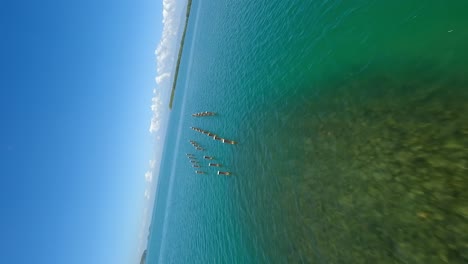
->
[147, 0, 468, 263]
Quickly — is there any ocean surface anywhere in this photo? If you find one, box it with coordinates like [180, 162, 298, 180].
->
[147, 0, 468, 263]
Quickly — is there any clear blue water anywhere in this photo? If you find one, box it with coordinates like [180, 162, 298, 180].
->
[146, 0, 468, 263]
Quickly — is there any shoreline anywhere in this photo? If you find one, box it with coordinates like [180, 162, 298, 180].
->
[169, 0, 193, 109]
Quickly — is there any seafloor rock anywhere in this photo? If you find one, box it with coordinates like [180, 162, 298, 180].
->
[234, 66, 468, 263]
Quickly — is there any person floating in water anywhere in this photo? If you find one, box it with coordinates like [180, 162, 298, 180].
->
[195, 171, 205, 174]
[209, 163, 221, 167]
[217, 171, 231, 176]
[203, 156, 214, 160]
[192, 164, 200, 168]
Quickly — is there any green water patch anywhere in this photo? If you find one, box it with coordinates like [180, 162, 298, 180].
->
[233, 63, 468, 263]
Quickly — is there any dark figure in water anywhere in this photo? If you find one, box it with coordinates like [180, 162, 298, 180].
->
[192, 164, 200, 168]
[195, 171, 205, 174]
[203, 156, 214, 160]
[196, 147, 204, 151]
[222, 139, 238, 145]
[213, 135, 223, 141]
[186, 153, 194, 156]
[217, 171, 231, 176]
[190, 160, 198, 164]
[209, 163, 221, 167]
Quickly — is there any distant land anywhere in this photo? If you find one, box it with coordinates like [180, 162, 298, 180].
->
[139, 250, 147, 264]
[169, 0, 193, 109]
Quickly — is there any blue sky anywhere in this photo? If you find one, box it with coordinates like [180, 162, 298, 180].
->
[0, 0, 167, 263]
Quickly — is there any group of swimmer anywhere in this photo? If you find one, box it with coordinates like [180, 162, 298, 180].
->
[189, 140, 204, 151]
[190, 127, 237, 145]
[192, 111, 216, 117]
[186, 153, 200, 169]
[186, 153, 231, 175]
[186, 111, 235, 176]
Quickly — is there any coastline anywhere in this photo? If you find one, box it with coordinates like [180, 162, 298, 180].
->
[169, 0, 193, 109]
